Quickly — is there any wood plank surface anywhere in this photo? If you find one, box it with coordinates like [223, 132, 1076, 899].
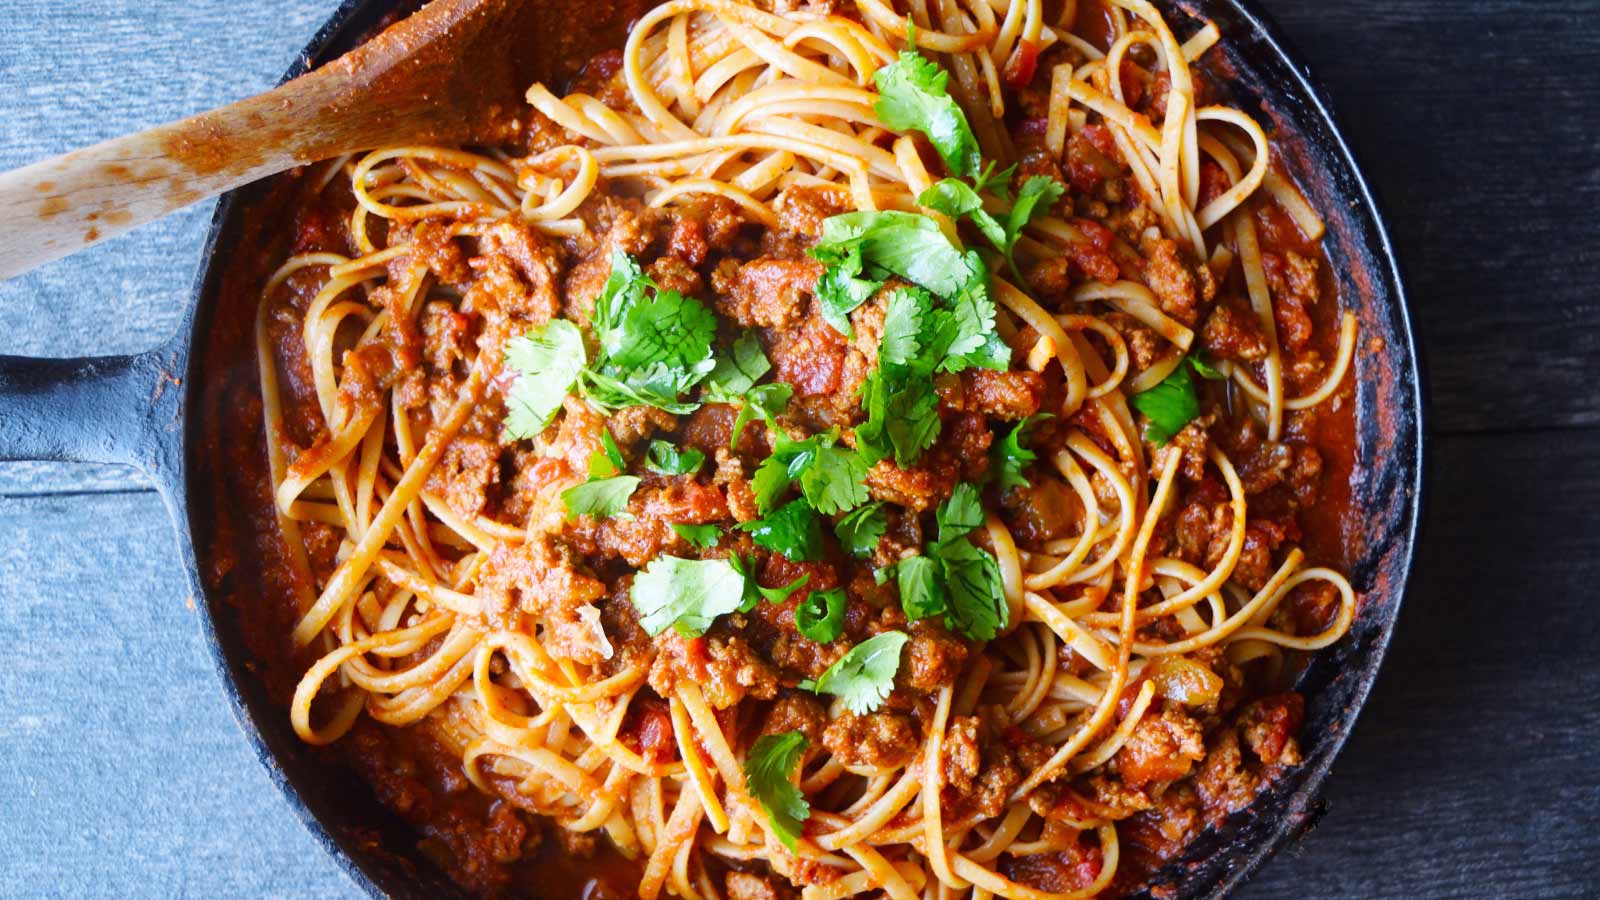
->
[0, 0, 1596, 898]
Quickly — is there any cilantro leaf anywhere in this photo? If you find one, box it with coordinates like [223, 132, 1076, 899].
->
[730, 554, 811, 613]
[741, 499, 824, 562]
[856, 366, 942, 468]
[591, 430, 625, 478]
[609, 289, 718, 371]
[503, 319, 587, 439]
[1001, 176, 1066, 282]
[816, 211, 973, 297]
[893, 485, 1009, 640]
[561, 475, 640, 522]
[895, 555, 944, 621]
[645, 440, 705, 476]
[803, 631, 909, 714]
[671, 523, 721, 548]
[591, 248, 647, 350]
[1132, 359, 1200, 445]
[873, 49, 981, 179]
[936, 538, 1007, 640]
[630, 555, 746, 636]
[1189, 353, 1227, 380]
[705, 331, 771, 398]
[795, 587, 847, 643]
[939, 253, 1006, 368]
[988, 414, 1051, 490]
[935, 481, 985, 544]
[743, 731, 811, 852]
[834, 502, 888, 558]
[813, 244, 882, 338]
[754, 430, 869, 516]
[730, 382, 793, 449]
[581, 366, 705, 414]
[919, 179, 1006, 250]
[801, 443, 871, 515]
[878, 285, 930, 368]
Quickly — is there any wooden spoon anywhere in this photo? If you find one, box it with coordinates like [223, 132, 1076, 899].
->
[0, 0, 640, 281]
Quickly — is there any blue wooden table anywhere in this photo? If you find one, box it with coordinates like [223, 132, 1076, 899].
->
[2, 1, 1597, 898]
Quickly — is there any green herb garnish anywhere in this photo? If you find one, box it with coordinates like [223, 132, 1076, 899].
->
[795, 587, 847, 643]
[743, 731, 811, 851]
[801, 631, 909, 714]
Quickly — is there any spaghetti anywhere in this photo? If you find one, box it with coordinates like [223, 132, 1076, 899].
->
[254, 0, 1360, 896]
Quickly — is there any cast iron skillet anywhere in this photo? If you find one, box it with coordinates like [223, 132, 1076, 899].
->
[0, 0, 1424, 896]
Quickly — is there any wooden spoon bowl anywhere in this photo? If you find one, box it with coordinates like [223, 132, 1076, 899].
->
[0, 0, 644, 280]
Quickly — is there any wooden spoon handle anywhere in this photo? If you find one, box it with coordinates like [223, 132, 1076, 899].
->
[0, 77, 360, 282]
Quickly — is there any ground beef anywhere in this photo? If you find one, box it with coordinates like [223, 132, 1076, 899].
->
[1140, 234, 1198, 325]
[468, 218, 565, 322]
[1238, 693, 1305, 767]
[762, 693, 829, 742]
[1113, 706, 1207, 788]
[822, 711, 918, 768]
[776, 184, 852, 241]
[865, 412, 992, 511]
[711, 257, 820, 329]
[948, 367, 1045, 421]
[410, 219, 472, 285]
[1199, 302, 1268, 363]
[647, 633, 780, 709]
[474, 537, 607, 660]
[1262, 251, 1319, 353]
[767, 313, 850, 398]
[646, 254, 704, 297]
[939, 714, 1023, 820]
[1193, 730, 1260, 820]
[569, 478, 729, 567]
[606, 405, 678, 446]
[426, 436, 501, 519]
[1103, 311, 1164, 372]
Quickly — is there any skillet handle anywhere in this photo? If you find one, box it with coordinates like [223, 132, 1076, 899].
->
[0, 348, 181, 473]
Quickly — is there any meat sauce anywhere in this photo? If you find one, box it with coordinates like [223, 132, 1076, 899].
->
[190, 1, 1362, 897]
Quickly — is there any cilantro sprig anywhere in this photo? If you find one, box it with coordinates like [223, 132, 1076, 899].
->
[834, 502, 888, 558]
[630, 553, 808, 636]
[809, 211, 1008, 468]
[752, 428, 870, 517]
[560, 430, 640, 521]
[874, 47, 981, 179]
[988, 413, 1051, 490]
[502, 251, 721, 440]
[893, 483, 1008, 640]
[795, 587, 847, 643]
[744, 731, 811, 852]
[801, 631, 909, 714]
[920, 175, 1064, 284]
[741, 499, 825, 562]
[1132, 355, 1224, 445]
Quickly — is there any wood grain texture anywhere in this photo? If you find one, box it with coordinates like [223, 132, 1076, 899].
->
[0, 0, 1595, 898]
[1261, 0, 1600, 434]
